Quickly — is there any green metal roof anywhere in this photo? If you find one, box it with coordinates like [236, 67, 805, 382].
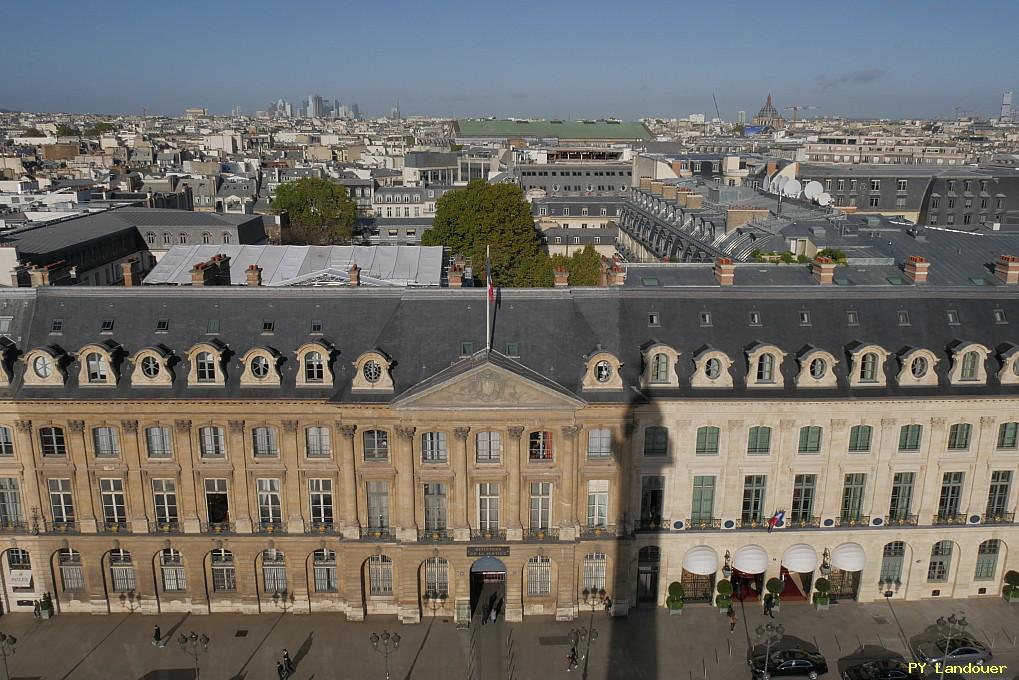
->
[454, 119, 652, 141]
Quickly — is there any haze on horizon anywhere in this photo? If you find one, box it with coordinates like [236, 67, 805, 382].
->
[3, 0, 1017, 121]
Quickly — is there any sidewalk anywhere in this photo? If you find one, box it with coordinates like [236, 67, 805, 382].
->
[0, 598, 1016, 679]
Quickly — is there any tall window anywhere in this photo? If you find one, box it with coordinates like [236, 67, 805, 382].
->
[306, 426, 331, 457]
[587, 428, 612, 459]
[257, 479, 282, 529]
[363, 430, 389, 461]
[640, 476, 664, 528]
[425, 556, 449, 597]
[478, 483, 499, 530]
[975, 540, 1000, 581]
[529, 482, 552, 529]
[0, 427, 11, 456]
[252, 427, 279, 457]
[841, 473, 866, 522]
[261, 549, 286, 593]
[368, 554, 393, 596]
[756, 353, 775, 382]
[159, 548, 186, 592]
[643, 426, 668, 456]
[947, 423, 971, 450]
[960, 351, 980, 381]
[39, 427, 66, 456]
[691, 476, 715, 523]
[790, 474, 816, 523]
[109, 548, 136, 592]
[196, 351, 216, 382]
[476, 431, 502, 462]
[92, 427, 120, 457]
[152, 479, 178, 528]
[145, 426, 173, 458]
[211, 549, 236, 592]
[527, 555, 552, 596]
[742, 475, 767, 524]
[367, 481, 389, 529]
[422, 432, 448, 462]
[889, 472, 914, 520]
[424, 483, 448, 531]
[798, 426, 822, 454]
[204, 478, 229, 526]
[587, 480, 608, 528]
[49, 478, 75, 528]
[695, 427, 720, 455]
[859, 352, 879, 382]
[997, 422, 1019, 450]
[58, 548, 85, 592]
[986, 471, 1012, 517]
[582, 553, 607, 591]
[309, 479, 333, 527]
[898, 424, 922, 451]
[937, 472, 964, 520]
[199, 426, 226, 456]
[99, 478, 126, 529]
[0, 478, 22, 528]
[650, 354, 670, 383]
[879, 542, 905, 582]
[747, 426, 771, 455]
[927, 541, 953, 582]
[313, 549, 338, 592]
[304, 351, 325, 382]
[86, 352, 108, 383]
[529, 431, 553, 460]
[848, 425, 872, 453]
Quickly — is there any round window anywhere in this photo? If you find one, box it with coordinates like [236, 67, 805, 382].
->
[594, 360, 612, 383]
[911, 356, 928, 379]
[33, 355, 53, 379]
[141, 356, 161, 379]
[1013, 359, 1019, 378]
[363, 360, 383, 384]
[809, 358, 827, 379]
[705, 357, 721, 380]
[251, 356, 270, 379]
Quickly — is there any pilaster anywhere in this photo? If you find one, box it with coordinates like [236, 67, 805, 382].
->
[338, 425, 360, 538]
[282, 420, 304, 533]
[452, 426, 470, 541]
[394, 425, 417, 541]
[506, 426, 524, 540]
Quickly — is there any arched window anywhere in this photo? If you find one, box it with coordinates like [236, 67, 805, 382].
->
[424, 556, 449, 598]
[178, 233, 187, 244]
[202, 232, 211, 244]
[363, 430, 389, 461]
[643, 426, 668, 456]
[109, 548, 136, 592]
[146, 232, 156, 245]
[960, 351, 980, 380]
[947, 423, 972, 450]
[262, 549, 286, 593]
[997, 422, 1019, 450]
[313, 548, 337, 592]
[162, 232, 171, 245]
[975, 539, 1001, 581]
[582, 553, 607, 591]
[199, 426, 225, 457]
[526, 555, 551, 596]
[0, 426, 13, 456]
[305, 426, 331, 457]
[58, 548, 84, 592]
[798, 426, 823, 454]
[747, 426, 772, 455]
[7, 548, 30, 574]
[650, 354, 670, 383]
[756, 353, 775, 382]
[304, 351, 324, 382]
[222, 233, 232, 244]
[160, 548, 186, 592]
[252, 426, 279, 457]
[196, 351, 216, 382]
[421, 431, 448, 462]
[86, 352, 108, 383]
[368, 554, 393, 596]
[927, 541, 953, 582]
[211, 549, 236, 592]
[859, 352, 879, 382]
[695, 426, 720, 455]
[848, 425, 873, 453]
[879, 541, 905, 583]
[39, 426, 66, 456]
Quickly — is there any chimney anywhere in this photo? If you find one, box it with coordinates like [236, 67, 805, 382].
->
[553, 266, 570, 287]
[245, 264, 262, 287]
[811, 256, 835, 285]
[121, 258, 140, 286]
[713, 257, 735, 286]
[686, 194, 704, 209]
[209, 253, 231, 284]
[638, 177, 652, 190]
[28, 265, 50, 288]
[650, 181, 664, 196]
[448, 265, 463, 288]
[662, 185, 678, 200]
[994, 254, 1019, 285]
[190, 261, 212, 286]
[349, 263, 361, 287]
[903, 255, 929, 284]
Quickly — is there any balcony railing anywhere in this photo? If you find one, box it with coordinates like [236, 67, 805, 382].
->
[0, 520, 28, 534]
[525, 527, 559, 541]
[471, 528, 506, 542]
[100, 520, 130, 533]
[736, 518, 768, 530]
[634, 518, 670, 533]
[202, 521, 235, 534]
[982, 512, 1015, 525]
[685, 518, 722, 531]
[306, 521, 337, 535]
[48, 520, 78, 534]
[257, 521, 285, 534]
[580, 524, 617, 538]
[418, 528, 452, 542]
[149, 520, 182, 534]
[785, 515, 821, 529]
[838, 515, 871, 529]
[885, 514, 919, 527]
[361, 526, 396, 541]
[932, 513, 967, 526]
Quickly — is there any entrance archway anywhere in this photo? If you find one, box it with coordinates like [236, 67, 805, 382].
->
[681, 546, 717, 603]
[780, 544, 817, 600]
[470, 557, 506, 619]
[732, 545, 767, 600]
[636, 546, 660, 606]
[829, 542, 865, 601]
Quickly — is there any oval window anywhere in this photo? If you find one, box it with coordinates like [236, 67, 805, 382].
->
[363, 360, 382, 384]
[141, 356, 161, 379]
[809, 358, 827, 379]
[705, 357, 721, 380]
[252, 356, 270, 379]
[911, 356, 928, 379]
[594, 360, 612, 383]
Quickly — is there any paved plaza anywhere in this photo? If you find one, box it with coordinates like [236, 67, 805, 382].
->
[0, 597, 1017, 679]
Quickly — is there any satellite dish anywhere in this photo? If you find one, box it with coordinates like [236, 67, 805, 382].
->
[803, 181, 823, 200]
[773, 175, 788, 194]
[817, 192, 832, 207]
[783, 179, 802, 197]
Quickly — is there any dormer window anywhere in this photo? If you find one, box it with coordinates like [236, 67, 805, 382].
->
[859, 353, 879, 382]
[197, 352, 216, 382]
[960, 351, 980, 381]
[757, 354, 775, 382]
[364, 361, 382, 383]
[251, 356, 270, 378]
[583, 351, 623, 390]
[948, 342, 989, 385]
[142, 356, 160, 378]
[809, 358, 826, 379]
[650, 354, 669, 383]
[594, 361, 612, 382]
[86, 352, 108, 383]
[911, 356, 928, 378]
[305, 352, 324, 382]
[706, 358, 722, 380]
[849, 344, 889, 387]
[352, 351, 394, 392]
[34, 356, 53, 378]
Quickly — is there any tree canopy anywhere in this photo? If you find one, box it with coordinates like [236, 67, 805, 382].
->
[55, 123, 80, 137]
[272, 177, 357, 245]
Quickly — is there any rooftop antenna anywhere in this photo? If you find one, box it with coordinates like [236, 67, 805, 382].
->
[712, 92, 722, 121]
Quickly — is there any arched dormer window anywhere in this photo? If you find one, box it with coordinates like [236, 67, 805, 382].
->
[295, 341, 334, 387]
[77, 341, 120, 387]
[185, 341, 227, 387]
[997, 344, 1019, 385]
[795, 347, 838, 388]
[582, 351, 623, 390]
[129, 346, 173, 386]
[240, 347, 281, 387]
[848, 343, 890, 388]
[639, 344, 679, 389]
[22, 347, 66, 387]
[896, 348, 939, 387]
[746, 343, 786, 388]
[351, 351, 393, 392]
[948, 342, 990, 385]
[691, 347, 734, 388]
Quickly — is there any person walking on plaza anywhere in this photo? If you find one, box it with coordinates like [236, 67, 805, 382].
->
[763, 593, 775, 619]
[33, 601, 40, 619]
[283, 648, 294, 674]
[728, 606, 738, 633]
[152, 625, 161, 646]
[566, 646, 579, 671]
[277, 660, 288, 679]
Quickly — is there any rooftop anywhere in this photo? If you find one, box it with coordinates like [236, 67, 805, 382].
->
[454, 119, 652, 141]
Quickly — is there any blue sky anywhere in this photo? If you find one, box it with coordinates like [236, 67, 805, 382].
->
[3, 0, 1017, 119]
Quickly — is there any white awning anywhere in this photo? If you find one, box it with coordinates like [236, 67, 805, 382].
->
[682, 546, 718, 576]
[781, 544, 818, 573]
[832, 542, 866, 572]
[733, 545, 768, 574]
[8, 569, 32, 588]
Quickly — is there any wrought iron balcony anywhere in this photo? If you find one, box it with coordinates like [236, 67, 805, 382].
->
[685, 518, 722, 531]
[256, 521, 285, 534]
[48, 520, 78, 534]
[306, 521, 337, 535]
[580, 524, 617, 538]
[785, 515, 821, 529]
[201, 521, 235, 534]
[932, 513, 967, 526]
[736, 517, 768, 530]
[885, 514, 919, 527]
[149, 520, 182, 534]
[837, 515, 871, 528]
[471, 528, 507, 542]
[525, 527, 559, 541]
[100, 520, 129, 533]
[981, 512, 1015, 525]
[0, 520, 28, 534]
[634, 518, 670, 533]
[360, 526, 396, 541]
[418, 528, 452, 543]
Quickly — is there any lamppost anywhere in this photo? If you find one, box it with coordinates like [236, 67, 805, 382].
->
[722, 550, 733, 579]
[424, 589, 448, 617]
[119, 590, 142, 612]
[754, 622, 785, 680]
[272, 589, 294, 613]
[934, 614, 968, 680]
[0, 633, 16, 680]
[819, 549, 832, 577]
[580, 587, 607, 613]
[570, 625, 599, 679]
[177, 631, 210, 680]
[369, 629, 401, 680]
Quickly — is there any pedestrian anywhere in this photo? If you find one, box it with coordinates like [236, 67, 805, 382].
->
[763, 593, 775, 619]
[482, 604, 489, 625]
[603, 596, 612, 612]
[489, 607, 497, 624]
[566, 646, 579, 671]
[728, 606, 737, 633]
[277, 660, 288, 679]
[32, 600, 40, 619]
[152, 625, 161, 646]
[283, 648, 294, 673]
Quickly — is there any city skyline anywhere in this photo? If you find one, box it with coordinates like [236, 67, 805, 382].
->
[3, 0, 1018, 120]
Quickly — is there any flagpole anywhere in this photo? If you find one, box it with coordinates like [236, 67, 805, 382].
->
[485, 244, 491, 352]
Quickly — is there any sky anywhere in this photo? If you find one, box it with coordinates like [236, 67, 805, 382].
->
[3, 0, 1018, 120]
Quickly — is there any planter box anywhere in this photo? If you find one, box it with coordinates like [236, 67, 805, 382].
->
[1006, 594, 1019, 604]
[40, 608, 53, 620]
[668, 608, 683, 615]
[814, 602, 830, 611]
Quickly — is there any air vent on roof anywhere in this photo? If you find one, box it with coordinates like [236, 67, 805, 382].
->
[100, 319, 114, 332]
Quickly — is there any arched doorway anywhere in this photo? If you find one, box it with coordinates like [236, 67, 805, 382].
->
[470, 557, 506, 618]
[829, 542, 866, 601]
[681, 546, 717, 603]
[780, 544, 817, 600]
[732, 545, 767, 600]
[636, 546, 660, 606]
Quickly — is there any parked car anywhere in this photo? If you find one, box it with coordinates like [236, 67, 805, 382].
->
[841, 658, 923, 680]
[911, 636, 992, 669]
[750, 647, 829, 679]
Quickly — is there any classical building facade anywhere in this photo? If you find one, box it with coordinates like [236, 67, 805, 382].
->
[0, 279, 1016, 623]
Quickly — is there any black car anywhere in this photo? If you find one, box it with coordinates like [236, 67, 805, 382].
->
[750, 648, 829, 679]
[841, 659, 923, 680]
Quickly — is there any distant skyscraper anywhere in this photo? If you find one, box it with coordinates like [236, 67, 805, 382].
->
[1001, 91, 1014, 120]
[351, 103, 360, 119]
[738, 110, 746, 124]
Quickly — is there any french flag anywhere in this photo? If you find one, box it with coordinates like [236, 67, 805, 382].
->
[486, 252, 494, 304]
[768, 510, 785, 532]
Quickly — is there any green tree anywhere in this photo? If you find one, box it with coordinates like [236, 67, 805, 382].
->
[85, 122, 118, 136]
[552, 245, 602, 286]
[22, 128, 45, 137]
[272, 177, 357, 244]
[422, 181, 542, 286]
[55, 123, 80, 137]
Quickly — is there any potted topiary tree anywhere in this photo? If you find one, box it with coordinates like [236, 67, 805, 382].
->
[766, 577, 783, 612]
[39, 592, 54, 619]
[716, 579, 733, 611]
[666, 582, 684, 615]
[1003, 571, 1019, 603]
[812, 578, 831, 610]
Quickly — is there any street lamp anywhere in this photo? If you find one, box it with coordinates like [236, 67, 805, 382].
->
[424, 589, 447, 616]
[754, 622, 785, 680]
[819, 549, 831, 577]
[272, 589, 294, 613]
[0, 633, 16, 680]
[722, 550, 733, 579]
[177, 631, 210, 680]
[580, 587, 607, 613]
[119, 590, 141, 612]
[569, 625, 600, 679]
[934, 614, 969, 680]
[369, 629, 401, 680]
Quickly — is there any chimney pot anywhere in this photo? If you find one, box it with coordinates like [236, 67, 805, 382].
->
[994, 254, 1019, 285]
[811, 257, 835, 284]
[904, 254, 930, 284]
[349, 263, 361, 287]
[245, 264, 262, 287]
[713, 258, 735, 286]
[553, 267, 570, 287]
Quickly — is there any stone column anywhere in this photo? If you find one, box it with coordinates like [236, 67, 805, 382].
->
[67, 419, 99, 533]
[120, 420, 150, 533]
[452, 426, 470, 541]
[13, 421, 45, 529]
[174, 420, 201, 534]
[916, 417, 946, 523]
[506, 426, 524, 540]
[227, 420, 252, 533]
[394, 425, 417, 541]
[282, 420, 304, 534]
[721, 419, 744, 520]
[559, 425, 581, 540]
[967, 416, 997, 518]
[338, 425, 360, 539]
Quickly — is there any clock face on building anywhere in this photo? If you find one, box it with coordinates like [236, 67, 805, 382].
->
[33, 355, 53, 379]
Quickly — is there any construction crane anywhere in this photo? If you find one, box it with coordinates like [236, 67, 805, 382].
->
[712, 92, 722, 122]
[784, 104, 819, 123]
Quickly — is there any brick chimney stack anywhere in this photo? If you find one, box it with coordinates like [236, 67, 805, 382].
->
[713, 257, 735, 286]
[209, 253, 231, 285]
[448, 265, 463, 288]
[190, 261, 212, 286]
[553, 267, 570, 287]
[811, 256, 835, 285]
[904, 255, 930, 284]
[28, 265, 51, 288]
[121, 258, 140, 287]
[245, 264, 262, 287]
[349, 263, 361, 287]
[994, 254, 1019, 285]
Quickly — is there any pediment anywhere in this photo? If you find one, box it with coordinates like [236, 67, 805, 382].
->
[392, 360, 585, 411]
